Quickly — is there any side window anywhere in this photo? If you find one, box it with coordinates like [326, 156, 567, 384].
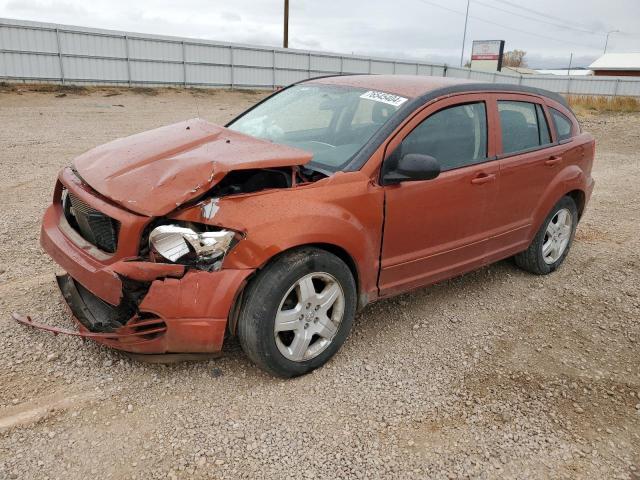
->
[551, 108, 573, 141]
[498, 100, 552, 154]
[400, 102, 487, 172]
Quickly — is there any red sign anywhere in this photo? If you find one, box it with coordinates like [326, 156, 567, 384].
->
[471, 54, 500, 60]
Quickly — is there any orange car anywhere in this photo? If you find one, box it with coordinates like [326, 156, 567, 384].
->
[18, 75, 595, 377]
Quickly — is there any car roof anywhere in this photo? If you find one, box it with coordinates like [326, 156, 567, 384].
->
[306, 74, 568, 108]
[300, 75, 571, 172]
[307, 74, 472, 98]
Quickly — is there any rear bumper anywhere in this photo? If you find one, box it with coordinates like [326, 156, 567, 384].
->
[36, 169, 254, 354]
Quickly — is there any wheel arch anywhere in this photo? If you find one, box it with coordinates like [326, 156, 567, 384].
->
[227, 242, 364, 335]
[529, 164, 588, 236]
[566, 188, 586, 220]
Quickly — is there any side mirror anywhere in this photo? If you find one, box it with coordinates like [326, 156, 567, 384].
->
[382, 153, 441, 185]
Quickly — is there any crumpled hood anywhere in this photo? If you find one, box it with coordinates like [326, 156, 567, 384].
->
[73, 118, 312, 216]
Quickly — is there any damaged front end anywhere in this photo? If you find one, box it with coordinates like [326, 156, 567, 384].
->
[13, 259, 252, 355]
[12, 275, 166, 343]
[56, 273, 154, 334]
[14, 119, 324, 354]
[22, 170, 256, 353]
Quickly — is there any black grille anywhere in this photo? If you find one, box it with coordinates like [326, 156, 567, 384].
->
[63, 191, 120, 253]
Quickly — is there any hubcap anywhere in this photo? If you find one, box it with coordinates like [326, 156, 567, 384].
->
[542, 208, 573, 265]
[274, 272, 345, 362]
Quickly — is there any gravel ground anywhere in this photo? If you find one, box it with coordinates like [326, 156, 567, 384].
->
[0, 86, 638, 480]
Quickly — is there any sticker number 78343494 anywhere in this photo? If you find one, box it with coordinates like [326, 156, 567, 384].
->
[359, 90, 408, 107]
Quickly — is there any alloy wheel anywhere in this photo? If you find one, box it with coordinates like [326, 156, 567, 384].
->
[542, 208, 573, 264]
[273, 272, 345, 362]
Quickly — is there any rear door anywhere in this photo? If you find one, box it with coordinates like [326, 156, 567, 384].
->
[484, 94, 565, 261]
[379, 94, 499, 296]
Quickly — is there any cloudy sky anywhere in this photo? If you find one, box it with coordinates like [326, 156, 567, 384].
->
[1, 0, 639, 68]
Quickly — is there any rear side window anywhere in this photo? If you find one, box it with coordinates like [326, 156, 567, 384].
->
[498, 101, 552, 155]
[400, 102, 487, 172]
[551, 108, 573, 141]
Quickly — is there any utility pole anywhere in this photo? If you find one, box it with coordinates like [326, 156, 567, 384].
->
[604, 30, 619, 54]
[460, 0, 470, 67]
[283, 0, 289, 48]
[567, 52, 573, 75]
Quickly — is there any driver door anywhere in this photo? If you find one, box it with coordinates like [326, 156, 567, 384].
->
[379, 94, 499, 296]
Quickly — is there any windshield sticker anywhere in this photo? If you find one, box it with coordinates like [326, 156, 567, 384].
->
[360, 90, 408, 107]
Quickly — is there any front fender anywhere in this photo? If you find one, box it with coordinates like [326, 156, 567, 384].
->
[172, 172, 384, 301]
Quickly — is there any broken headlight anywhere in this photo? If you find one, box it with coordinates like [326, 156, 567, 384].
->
[149, 225, 236, 270]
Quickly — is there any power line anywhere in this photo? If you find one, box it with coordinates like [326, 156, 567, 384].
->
[415, 0, 468, 17]
[489, 0, 598, 32]
[472, 15, 600, 49]
[618, 31, 640, 38]
[415, 0, 601, 50]
[472, 0, 598, 35]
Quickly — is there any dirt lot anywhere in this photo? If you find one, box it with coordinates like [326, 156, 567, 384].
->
[0, 85, 638, 480]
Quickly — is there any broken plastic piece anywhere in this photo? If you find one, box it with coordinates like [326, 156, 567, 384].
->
[11, 313, 167, 339]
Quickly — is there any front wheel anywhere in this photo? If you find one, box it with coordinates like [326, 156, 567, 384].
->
[237, 248, 356, 377]
[514, 196, 578, 275]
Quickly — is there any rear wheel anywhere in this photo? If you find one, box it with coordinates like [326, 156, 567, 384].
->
[515, 196, 578, 275]
[237, 247, 356, 377]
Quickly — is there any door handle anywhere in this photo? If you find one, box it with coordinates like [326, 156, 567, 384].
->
[544, 155, 562, 166]
[470, 173, 496, 185]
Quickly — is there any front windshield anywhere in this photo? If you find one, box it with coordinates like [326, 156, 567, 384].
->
[227, 84, 407, 173]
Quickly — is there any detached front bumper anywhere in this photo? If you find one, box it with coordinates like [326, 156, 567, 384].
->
[24, 169, 254, 355]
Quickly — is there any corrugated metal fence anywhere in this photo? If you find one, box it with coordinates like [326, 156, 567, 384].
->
[2, 18, 640, 97]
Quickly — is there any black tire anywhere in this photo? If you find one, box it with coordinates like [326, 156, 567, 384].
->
[237, 247, 356, 377]
[514, 196, 578, 275]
